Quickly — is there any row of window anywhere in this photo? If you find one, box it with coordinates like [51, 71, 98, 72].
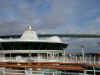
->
[0, 42, 67, 50]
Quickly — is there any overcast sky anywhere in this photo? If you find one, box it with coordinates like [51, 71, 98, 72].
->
[0, 0, 100, 53]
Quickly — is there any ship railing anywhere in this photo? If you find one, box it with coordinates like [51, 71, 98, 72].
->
[0, 67, 96, 75]
[0, 56, 99, 65]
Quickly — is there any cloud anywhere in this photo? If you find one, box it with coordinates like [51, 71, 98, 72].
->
[0, 0, 100, 34]
[0, 0, 100, 53]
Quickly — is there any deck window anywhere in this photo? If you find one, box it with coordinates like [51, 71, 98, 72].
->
[0, 42, 67, 50]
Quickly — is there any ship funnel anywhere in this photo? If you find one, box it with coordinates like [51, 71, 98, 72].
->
[21, 25, 39, 40]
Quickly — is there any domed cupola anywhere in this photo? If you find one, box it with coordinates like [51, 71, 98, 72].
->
[20, 26, 39, 40]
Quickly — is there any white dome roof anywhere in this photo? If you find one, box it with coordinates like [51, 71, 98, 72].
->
[20, 26, 39, 40]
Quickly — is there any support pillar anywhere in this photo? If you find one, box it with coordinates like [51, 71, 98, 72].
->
[25, 68, 32, 75]
[2, 68, 6, 75]
[84, 70, 87, 75]
[47, 52, 49, 59]
[53, 51, 55, 57]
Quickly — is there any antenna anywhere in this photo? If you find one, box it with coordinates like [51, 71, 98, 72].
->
[26, 24, 36, 31]
[25, 25, 32, 31]
[28, 25, 32, 30]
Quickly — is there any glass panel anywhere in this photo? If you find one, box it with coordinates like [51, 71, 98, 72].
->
[0, 42, 67, 50]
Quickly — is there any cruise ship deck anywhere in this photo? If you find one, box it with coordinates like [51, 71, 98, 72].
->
[0, 26, 99, 75]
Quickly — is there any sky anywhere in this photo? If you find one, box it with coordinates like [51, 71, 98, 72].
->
[0, 0, 100, 53]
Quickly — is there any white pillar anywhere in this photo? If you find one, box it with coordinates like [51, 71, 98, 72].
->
[94, 56, 96, 64]
[2, 68, 6, 75]
[64, 50, 66, 62]
[84, 70, 87, 75]
[76, 56, 78, 63]
[93, 66, 96, 75]
[82, 48, 85, 63]
[25, 68, 32, 75]
[89, 56, 92, 64]
[53, 51, 55, 57]
[53, 72, 55, 75]
[47, 52, 48, 59]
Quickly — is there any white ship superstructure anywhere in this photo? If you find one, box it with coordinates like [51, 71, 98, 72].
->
[0, 26, 67, 62]
[0, 26, 99, 75]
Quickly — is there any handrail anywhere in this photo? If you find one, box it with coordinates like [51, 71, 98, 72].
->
[0, 56, 99, 64]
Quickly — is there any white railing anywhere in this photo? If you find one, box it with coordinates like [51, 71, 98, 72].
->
[0, 56, 100, 64]
[0, 68, 95, 75]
